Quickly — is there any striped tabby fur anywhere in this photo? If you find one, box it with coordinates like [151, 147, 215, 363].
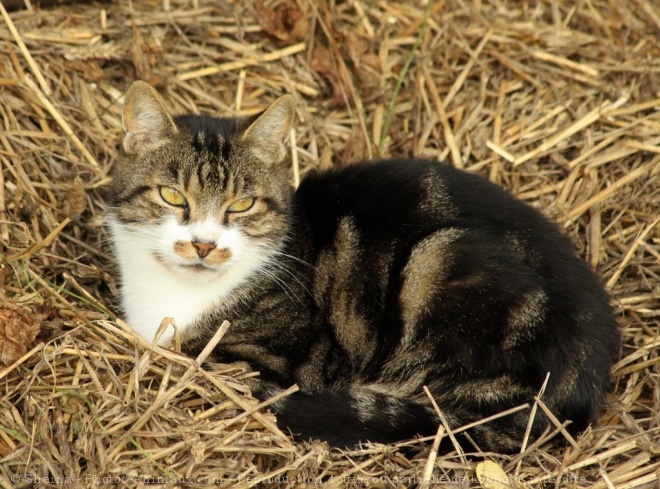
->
[106, 81, 620, 452]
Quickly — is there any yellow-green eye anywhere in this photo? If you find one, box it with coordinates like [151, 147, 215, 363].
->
[159, 186, 187, 207]
[227, 197, 256, 213]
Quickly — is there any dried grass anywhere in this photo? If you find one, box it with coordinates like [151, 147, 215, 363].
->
[1, 0, 659, 487]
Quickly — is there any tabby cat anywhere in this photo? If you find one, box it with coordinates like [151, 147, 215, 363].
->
[106, 81, 620, 452]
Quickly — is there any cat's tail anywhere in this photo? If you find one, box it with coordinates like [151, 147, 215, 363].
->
[257, 384, 541, 451]
[256, 385, 442, 447]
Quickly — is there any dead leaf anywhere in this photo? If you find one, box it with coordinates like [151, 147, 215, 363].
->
[0, 299, 40, 366]
[65, 176, 87, 220]
[64, 59, 104, 83]
[130, 23, 163, 86]
[0, 437, 13, 457]
[476, 460, 514, 489]
[256, 0, 309, 47]
[309, 44, 344, 105]
[344, 32, 381, 94]
[191, 439, 206, 464]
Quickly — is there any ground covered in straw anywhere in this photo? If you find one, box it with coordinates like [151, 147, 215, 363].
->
[0, 0, 658, 487]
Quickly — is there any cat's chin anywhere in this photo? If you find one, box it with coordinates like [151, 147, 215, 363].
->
[180, 264, 213, 272]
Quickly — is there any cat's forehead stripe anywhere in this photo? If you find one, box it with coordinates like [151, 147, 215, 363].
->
[186, 149, 225, 187]
[188, 129, 231, 166]
[192, 131, 218, 157]
[220, 137, 232, 161]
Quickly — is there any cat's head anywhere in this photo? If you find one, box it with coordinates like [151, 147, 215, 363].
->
[106, 81, 295, 285]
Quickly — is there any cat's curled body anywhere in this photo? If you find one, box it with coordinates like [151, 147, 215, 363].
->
[106, 81, 620, 452]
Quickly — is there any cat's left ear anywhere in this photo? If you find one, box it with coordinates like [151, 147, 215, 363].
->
[241, 94, 295, 163]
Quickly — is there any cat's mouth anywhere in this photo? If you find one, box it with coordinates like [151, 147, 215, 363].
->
[180, 263, 214, 272]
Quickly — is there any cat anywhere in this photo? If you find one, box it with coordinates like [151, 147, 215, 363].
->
[105, 80, 620, 452]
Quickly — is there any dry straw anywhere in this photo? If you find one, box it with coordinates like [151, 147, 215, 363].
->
[0, 0, 658, 487]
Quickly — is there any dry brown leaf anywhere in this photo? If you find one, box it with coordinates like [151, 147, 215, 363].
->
[130, 23, 163, 86]
[64, 59, 104, 83]
[0, 437, 13, 457]
[0, 299, 40, 366]
[309, 44, 344, 105]
[256, 0, 309, 47]
[65, 175, 88, 220]
[344, 32, 381, 97]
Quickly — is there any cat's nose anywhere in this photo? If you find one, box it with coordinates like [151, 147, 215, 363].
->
[191, 241, 216, 259]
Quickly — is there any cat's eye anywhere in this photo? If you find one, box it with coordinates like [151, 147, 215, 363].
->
[227, 197, 256, 213]
[159, 186, 187, 207]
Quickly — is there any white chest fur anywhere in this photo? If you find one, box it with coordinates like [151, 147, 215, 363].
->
[107, 217, 266, 345]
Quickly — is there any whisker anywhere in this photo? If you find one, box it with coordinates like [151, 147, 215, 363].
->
[271, 250, 317, 271]
[261, 257, 313, 298]
[252, 265, 305, 307]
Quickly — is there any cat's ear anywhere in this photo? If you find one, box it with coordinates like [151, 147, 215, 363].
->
[241, 94, 295, 163]
[122, 81, 178, 155]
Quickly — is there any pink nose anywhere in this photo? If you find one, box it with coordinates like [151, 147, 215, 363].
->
[192, 241, 216, 258]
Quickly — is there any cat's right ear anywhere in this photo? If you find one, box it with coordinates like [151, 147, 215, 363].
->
[241, 94, 295, 164]
[122, 81, 178, 155]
